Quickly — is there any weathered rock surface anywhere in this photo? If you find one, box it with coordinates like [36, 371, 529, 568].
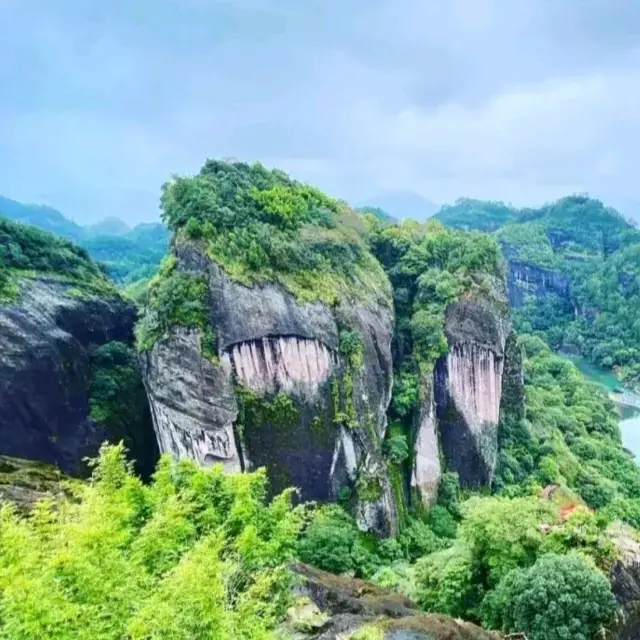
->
[141, 243, 399, 535]
[434, 296, 510, 489]
[0, 278, 154, 475]
[0, 455, 78, 511]
[506, 260, 571, 309]
[411, 376, 441, 506]
[411, 285, 517, 504]
[283, 562, 510, 639]
[607, 522, 640, 640]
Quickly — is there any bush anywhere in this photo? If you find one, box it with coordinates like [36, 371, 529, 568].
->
[0, 443, 305, 639]
[297, 506, 360, 575]
[481, 553, 617, 640]
[426, 505, 458, 539]
[398, 517, 449, 562]
[416, 545, 480, 618]
[459, 496, 558, 588]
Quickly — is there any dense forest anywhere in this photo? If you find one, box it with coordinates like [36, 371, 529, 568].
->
[1, 166, 640, 639]
[436, 195, 640, 386]
[0, 195, 170, 296]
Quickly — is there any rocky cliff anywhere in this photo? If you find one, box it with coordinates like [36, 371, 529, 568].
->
[141, 242, 399, 535]
[411, 292, 512, 503]
[434, 297, 510, 489]
[0, 277, 157, 475]
[506, 259, 571, 309]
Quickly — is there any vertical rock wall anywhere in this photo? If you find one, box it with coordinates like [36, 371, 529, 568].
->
[435, 298, 509, 489]
[0, 279, 155, 475]
[141, 245, 398, 535]
[411, 378, 441, 506]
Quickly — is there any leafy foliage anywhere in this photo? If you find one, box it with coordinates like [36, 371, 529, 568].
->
[481, 553, 617, 640]
[495, 334, 640, 523]
[159, 160, 391, 306]
[0, 216, 118, 302]
[135, 256, 212, 352]
[0, 443, 305, 639]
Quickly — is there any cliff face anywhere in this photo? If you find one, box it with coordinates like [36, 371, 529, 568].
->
[0, 278, 156, 475]
[412, 293, 512, 503]
[507, 259, 571, 308]
[141, 243, 398, 535]
[435, 298, 510, 489]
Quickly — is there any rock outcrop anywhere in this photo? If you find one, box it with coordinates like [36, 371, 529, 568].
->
[434, 297, 510, 489]
[141, 243, 399, 535]
[506, 260, 571, 309]
[607, 522, 640, 640]
[0, 278, 156, 475]
[282, 562, 511, 639]
[411, 287, 515, 505]
[0, 455, 78, 511]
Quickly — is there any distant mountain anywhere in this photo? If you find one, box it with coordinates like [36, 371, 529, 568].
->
[0, 194, 170, 286]
[359, 190, 439, 221]
[85, 217, 131, 237]
[434, 198, 521, 232]
[0, 195, 85, 241]
[354, 205, 397, 223]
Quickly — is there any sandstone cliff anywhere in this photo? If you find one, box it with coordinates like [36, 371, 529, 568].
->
[0, 277, 157, 475]
[506, 259, 571, 309]
[412, 291, 513, 504]
[140, 242, 399, 535]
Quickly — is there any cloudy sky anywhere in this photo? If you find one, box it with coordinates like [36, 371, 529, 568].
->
[2, 0, 640, 224]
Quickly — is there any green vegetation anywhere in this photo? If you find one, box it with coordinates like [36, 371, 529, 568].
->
[0, 216, 119, 302]
[0, 443, 305, 639]
[159, 160, 391, 306]
[495, 334, 640, 521]
[435, 198, 522, 232]
[135, 255, 213, 353]
[0, 195, 85, 241]
[367, 217, 504, 376]
[80, 223, 170, 286]
[89, 342, 158, 478]
[0, 195, 170, 291]
[437, 194, 640, 385]
[482, 553, 617, 640]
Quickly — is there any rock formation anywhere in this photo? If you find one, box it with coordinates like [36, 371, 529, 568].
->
[506, 259, 571, 309]
[607, 522, 640, 640]
[412, 292, 512, 504]
[282, 562, 511, 639]
[0, 277, 156, 475]
[141, 243, 399, 535]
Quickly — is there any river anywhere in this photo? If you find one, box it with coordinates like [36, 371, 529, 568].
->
[562, 355, 640, 461]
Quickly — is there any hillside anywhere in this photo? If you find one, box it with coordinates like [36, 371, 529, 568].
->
[0, 194, 170, 286]
[0, 171, 639, 639]
[436, 195, 640, 386]
[0, 195, 85, 240]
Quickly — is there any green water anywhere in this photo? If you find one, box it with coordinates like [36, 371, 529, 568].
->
[562, 354, 640, 460]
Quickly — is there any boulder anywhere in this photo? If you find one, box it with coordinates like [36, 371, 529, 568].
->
[285, 562, 512, 639]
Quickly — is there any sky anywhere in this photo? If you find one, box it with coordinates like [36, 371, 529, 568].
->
[2, 0, 640, 224]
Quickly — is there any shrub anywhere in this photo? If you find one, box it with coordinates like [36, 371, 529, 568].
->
[481, 553, 617, 640]
[0, 443, 305, 639]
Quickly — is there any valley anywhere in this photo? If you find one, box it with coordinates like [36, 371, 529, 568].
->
[1, 163, 640, 639]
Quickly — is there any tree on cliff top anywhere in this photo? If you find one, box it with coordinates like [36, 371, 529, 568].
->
[0, 216, 119, 301]
[158, 160, 391, 306]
